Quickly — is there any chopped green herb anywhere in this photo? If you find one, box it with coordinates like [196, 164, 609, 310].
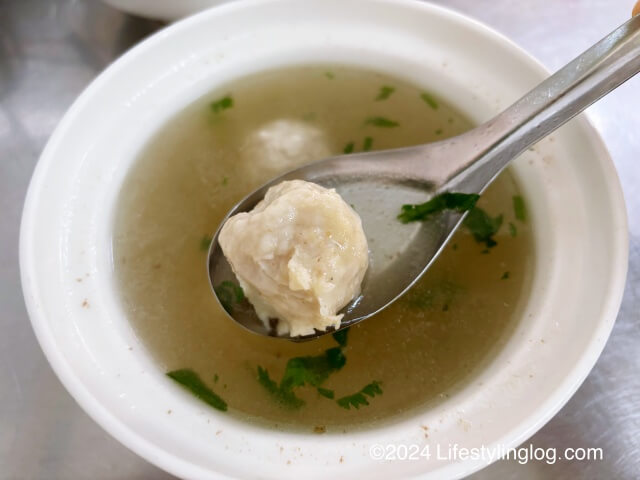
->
[281, 355, 333, 390]
[332, 327, 349, 347]
[420, 92, 439, 110]
[513, 195, 527, 222]
[213, 373, 219, 383]
[361, 381, 383, 397]
[325, 71, 335, 79]
[463, 207, 503, 248]
[363, 136, 373, 151]
[452, 243, 458, 250]
[343, 142, 355, 154]
[501, 271, 510, 280]
[365, 116, 399, 128]
[214, 281, 245, 314]
[254, 325, 355, 411]
[257, 345, 346, 409]
[336, 381, 383, 410]
[398, 192, 479, 223]
[435, 128, 443, 135]
[375, 85, 395, 101]
[210, 95, 233, 113]
[257, 366, 304, 409]
[200, 235, 212, 251]
[216, 281, 242, 302]
[509, 222, 517, 237]
[221, 176, 228, 186]
[325, 347, 347, 370]
[317, 387, 335, 399]
[256, 366, 280, 395]
[167, 369, 227, 412]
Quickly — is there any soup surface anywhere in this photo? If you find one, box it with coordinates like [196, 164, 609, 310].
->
[113, 66, 533, 431]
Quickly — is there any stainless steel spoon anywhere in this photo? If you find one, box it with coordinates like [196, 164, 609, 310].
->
[208, 15, 640, 341]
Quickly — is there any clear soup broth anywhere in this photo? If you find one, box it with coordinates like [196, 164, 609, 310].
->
[113, 66, 533, 431]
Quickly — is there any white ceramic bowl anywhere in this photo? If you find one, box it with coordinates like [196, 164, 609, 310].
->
[20, 0, 628, 478]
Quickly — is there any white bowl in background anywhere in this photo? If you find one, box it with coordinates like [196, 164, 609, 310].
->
[20, 0, 628, 478]
[101, 0, 227, 21]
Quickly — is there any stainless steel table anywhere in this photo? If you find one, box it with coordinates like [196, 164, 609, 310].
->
[1, 1, 638, 478]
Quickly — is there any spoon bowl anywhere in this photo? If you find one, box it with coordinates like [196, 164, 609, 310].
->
[208, 147, 462, 340]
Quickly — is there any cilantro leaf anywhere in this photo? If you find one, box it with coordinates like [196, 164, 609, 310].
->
[257, 344, 347, 410]
[257, 366, 304, 409]
[325, 347, 346, 369]
[361, 381, 383, 397]
[337, 394, 369, 410]
[420, 92, 439, 109]
[463, 207, 503, 248]
[332, 327, 350, 347]
[317, 387, 335, 399]
[167, 369, 227, 411]
[398, 192, 479, 223]
[214, 281, 245, 314]
[508, 222, 517, 237]
[257, 366, 278, 393]
[336, 381, 383, 410]
[375, 86, 395, 101]
[325, 71, 335, 79]
[280, 356, 330, 390]
[280, 347, 346, 391]
[343, 142, 355, 154]
[210, 95, 233, 113]
[501, 271, 510, 280]
[365, 116, 399, 128]
[344, 138, 373, 154]
[200, 234, 212, 251]
[513, 195, 527, 222]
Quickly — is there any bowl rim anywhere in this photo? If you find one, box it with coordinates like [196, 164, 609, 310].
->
[20, 0, 629, 478]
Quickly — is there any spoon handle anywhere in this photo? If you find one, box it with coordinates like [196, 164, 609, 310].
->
[450, 14, 640, 192]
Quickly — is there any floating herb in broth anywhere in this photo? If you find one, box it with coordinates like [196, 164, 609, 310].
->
[364, 116, 399, 128]
[337, 381, 384, 410]
[420, 92, 439, 110]
[463, 207, 504, 249]
[256, 331, 348, 409]
[375, 86, 395, 101]
[113, 66, 533, 430]
[167, 369, 227, 412]
[210, 95, 233, 114]
[513, 194, 527, 222]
